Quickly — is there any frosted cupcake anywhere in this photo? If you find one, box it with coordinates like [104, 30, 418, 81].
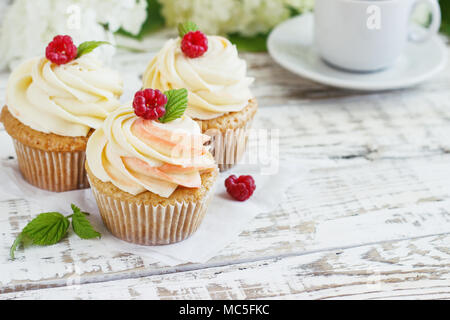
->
[86, 88, 218, 245]
[143, 22, 257, 171]
[1, 35, 123, 192]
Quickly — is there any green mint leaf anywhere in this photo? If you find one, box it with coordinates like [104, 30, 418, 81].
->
[10, 212, 70, 258]
[71, 203, 81, 214]
[178, 22, 199, 38]
[76, 41, 111, 59]
[9, 204, 100, 260]
[10, 233, 22, 260]
[71, 205, 101, 240]
[70, 203, 90, 216]
[22, 212, 70, 246]
[159, 88, 188, 123]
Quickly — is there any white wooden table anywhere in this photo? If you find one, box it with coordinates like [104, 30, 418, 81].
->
[0, 44, 450, 300]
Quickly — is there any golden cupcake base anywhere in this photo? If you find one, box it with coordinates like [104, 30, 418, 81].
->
[205, 122, 253, 171]
[196, 99, 258, 171]
[1, 106, 91, 192]
[13, 139, 89, 192]
[86, 164, 218, 246]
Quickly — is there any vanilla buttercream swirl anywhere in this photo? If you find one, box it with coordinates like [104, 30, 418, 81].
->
[6, 54, 123, 137]
[86, 107, 217, 197]
[142, 36, 254, 120]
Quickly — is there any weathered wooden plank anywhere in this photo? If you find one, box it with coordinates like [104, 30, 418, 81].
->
[1, 234, 448, 300]
[1, 48, 450, 296]
[1, 155, 450, 294]
[2, 99, 450, 292]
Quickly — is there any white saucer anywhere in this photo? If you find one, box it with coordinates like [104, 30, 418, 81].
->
[267, 14, 448, 91]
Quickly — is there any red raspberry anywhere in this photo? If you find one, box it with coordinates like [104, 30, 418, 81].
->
[133, 89, 167, 120]
[45, 35, 77, 65]
[225, 175, 256, 201]
[181, 31, 208, 58]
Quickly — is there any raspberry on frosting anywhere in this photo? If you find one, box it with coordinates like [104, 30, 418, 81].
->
[225, 175, 256, 201]
[181, 31, 208, 58]
[133, 89, 167, 120]
[45, 35, 78, 65]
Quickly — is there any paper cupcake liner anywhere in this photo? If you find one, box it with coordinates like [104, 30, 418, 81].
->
[89, 180, 216, 245]
[12, 138, 89, 192]
[206, 120, 253, 172]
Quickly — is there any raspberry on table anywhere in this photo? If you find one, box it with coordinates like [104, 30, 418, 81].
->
[225, 175, 256, 201]
[181, 31, 208, 58]
[45, 35, 77, 65]
[133, 89, 167, 120]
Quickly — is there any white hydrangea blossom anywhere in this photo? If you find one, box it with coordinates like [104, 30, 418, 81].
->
[159, 0, 314, 36]
[412, 2, 432, 26]
[0, 1, 10, 25]
[93, 0, 148, 35]
[159, 0, 235, 35]
[0, 0, 148, 71]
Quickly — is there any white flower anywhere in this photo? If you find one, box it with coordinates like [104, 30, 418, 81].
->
[159, 0, 232, 35]
[0, 0, 148, 71]
[92, 0, 148, 35]
[0, 1, 10, 24]
[159, 0, 314, 36]
[412, 2, 431, 26]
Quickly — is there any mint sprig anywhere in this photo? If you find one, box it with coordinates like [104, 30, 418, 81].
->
[178, 22, 199, 38]
[10, 204, 101, 260]
[71, 204, 101, 240]
[76, 41, 110, 59]
[159, 88, 188, 123]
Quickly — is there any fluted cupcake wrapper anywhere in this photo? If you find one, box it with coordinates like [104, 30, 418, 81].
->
[88, 179, 216, 246]
[12, 139, 89, 192]
[206, 120, 253, 172]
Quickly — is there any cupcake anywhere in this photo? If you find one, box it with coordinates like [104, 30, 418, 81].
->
[86, 88, 218, 245]
[142, 22, 256, 171]
[1, 36, 123, 192]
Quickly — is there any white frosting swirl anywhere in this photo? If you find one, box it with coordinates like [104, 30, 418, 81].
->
[143, 36, 253, 120]
[6, 54, 123, 137]
[86, 106, 216, 197]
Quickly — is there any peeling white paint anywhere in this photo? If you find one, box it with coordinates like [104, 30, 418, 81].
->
[1, 49, 450, 298]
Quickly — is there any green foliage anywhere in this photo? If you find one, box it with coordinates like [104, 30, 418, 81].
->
[227, 33, 269, 52]
[440, 0, 450, 36]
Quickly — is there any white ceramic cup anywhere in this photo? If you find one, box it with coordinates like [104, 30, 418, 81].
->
[314, 0, 441, 72]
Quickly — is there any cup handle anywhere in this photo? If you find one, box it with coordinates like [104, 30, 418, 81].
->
[409, 0, 441, 42]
